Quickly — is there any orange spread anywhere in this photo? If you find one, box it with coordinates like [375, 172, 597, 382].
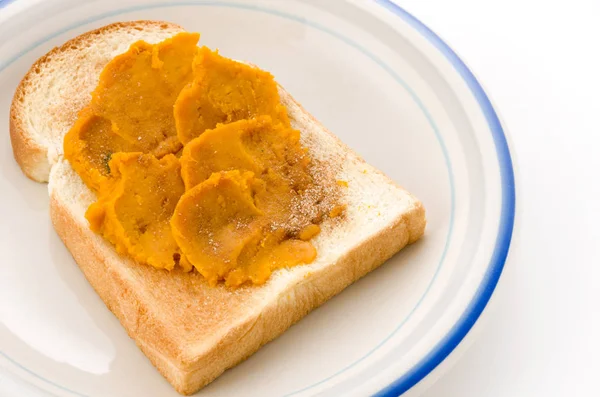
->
[64, 32, 199, 191]
[174, 46, 290, 145]
[64, 32, 343, 286]
[86, 153, 190, 271]
[172, 117, 320, 286]
[179, 116, 310, 190]
[171, 170, 317, 286]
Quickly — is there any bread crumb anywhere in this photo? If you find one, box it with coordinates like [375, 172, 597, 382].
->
[329, 204, 346, 218]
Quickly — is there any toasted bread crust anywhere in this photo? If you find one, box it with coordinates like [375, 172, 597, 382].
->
[50, 173, 424, 395]
[9, 20, 185, 183]
[49, 192, 191, 389]
[9, 106, 49, 182]
[179, 203, 424, 394]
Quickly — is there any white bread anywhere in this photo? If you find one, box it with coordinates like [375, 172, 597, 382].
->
[10, 21, 426, 395]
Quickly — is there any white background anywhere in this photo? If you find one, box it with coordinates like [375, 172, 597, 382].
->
[401, 0, 600, 396]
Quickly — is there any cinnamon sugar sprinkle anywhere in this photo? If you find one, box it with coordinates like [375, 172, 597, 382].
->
[270, 158, 345, 236]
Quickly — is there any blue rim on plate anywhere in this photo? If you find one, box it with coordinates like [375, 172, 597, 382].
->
[373, 1, 515, 396]
[0, 1, 515, 396]
[0, 0, 16, 9]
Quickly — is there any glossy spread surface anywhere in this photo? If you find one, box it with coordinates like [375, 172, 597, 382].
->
[174, 46, 290, 145]
[64, 32, 199, 191]
[173, 117, 323, 286]
[64, 33, 342, 286]
[86, 153, 189, 271]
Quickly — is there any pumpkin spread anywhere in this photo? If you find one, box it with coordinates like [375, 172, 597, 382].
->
[64, 32, 343, 287]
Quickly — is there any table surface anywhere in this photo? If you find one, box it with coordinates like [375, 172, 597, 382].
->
[400, 0, 600, 396]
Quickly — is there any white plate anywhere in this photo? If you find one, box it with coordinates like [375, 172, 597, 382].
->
[0, 1, 515, 396]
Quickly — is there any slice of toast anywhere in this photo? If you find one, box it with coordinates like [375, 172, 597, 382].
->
[10, 21, 426, 395]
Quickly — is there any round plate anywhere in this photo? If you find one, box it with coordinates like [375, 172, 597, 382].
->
[0, 1, 515, 396]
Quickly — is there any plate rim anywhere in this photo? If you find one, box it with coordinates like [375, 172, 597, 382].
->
[0, 0, 16, 10]
[372, 1, 515, 395]
[0, 1, 516, 396]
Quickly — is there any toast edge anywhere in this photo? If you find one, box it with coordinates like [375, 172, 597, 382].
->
[9, 102, 50, 182]
[50, 181, 425, 395]
[178, 200, 426, 394]
[49, 190, 192, 391]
